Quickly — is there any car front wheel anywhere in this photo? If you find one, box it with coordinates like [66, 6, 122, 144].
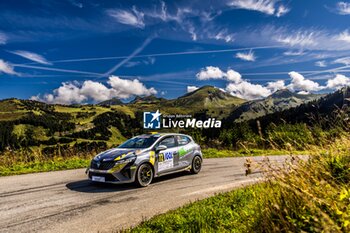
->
[190, 156, 202, 174]
[135, 163, 153, 187]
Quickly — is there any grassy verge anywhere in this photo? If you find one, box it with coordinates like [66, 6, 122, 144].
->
[0, 147, 301, 176]
[202, 147, 308, 158]
[128, 184, 262, 233]
[0, 157, 90, 176]
[128, 136, 350, 233]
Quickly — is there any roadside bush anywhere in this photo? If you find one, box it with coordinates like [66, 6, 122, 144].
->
[254, 137, 350, 232]
[219, 122, 261, 148]
[266, 123, 314, 150]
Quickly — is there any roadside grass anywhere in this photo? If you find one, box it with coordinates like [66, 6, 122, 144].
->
[0, 147, 298, 176]
[0, 144, 302, 176]
[202, 147, 308, 158]
[128, 136, 350, 233]
[127, 184, 262, 233]
[0, 157, 90, 176]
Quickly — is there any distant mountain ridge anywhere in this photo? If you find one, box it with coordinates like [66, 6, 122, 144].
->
[98, 97, 123, 106]
[130, 95, 166, 104]
[168, 85, 245, 108]
[251, 86, 350, 128]
[227, 89, 324, 122]
[0, 86, 327, 123]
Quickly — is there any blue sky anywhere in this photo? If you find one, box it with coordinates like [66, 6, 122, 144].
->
[1, 0, 350, 103]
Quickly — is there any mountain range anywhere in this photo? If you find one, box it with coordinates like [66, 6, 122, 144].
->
[0, 85, 347, 153]
[0, 85, 326, 123]
[227, 89, 323, 122]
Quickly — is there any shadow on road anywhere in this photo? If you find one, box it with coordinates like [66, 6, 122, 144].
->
[66, 180, 137, 193]
[66, 171, 192, 193]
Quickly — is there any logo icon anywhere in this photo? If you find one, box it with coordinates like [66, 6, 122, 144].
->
[143, 110, 162, 129]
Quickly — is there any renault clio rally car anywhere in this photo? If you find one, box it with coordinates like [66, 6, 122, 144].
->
[87, 133, 202, 187]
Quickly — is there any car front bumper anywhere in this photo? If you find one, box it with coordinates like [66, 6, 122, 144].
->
[87, 162, 137, 184]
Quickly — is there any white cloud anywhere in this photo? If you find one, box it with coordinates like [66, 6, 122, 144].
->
[333, 57, 350, 65]
[283, 50, 305, 56]
[236, 50, 256, 61]
[315, 60, 327, 67]
[297, 91, 309, 95]
[326, 74, 350, 89]
[0, 32, 7, 44]
[124, 57, 156, 68]
[187, 24, 197, 41]
[226, 69, 242, 83]
[335, 2, 350, 15]
[196, 67, 242, 83]
[32, 82, 87, 105]
[276, 31, 317, 47]
[107, 76, 157, 98]
[244, 26, 350, 51]
[336, 30, 350, 43]
[196, 65, 350, 100]
[187, 86, 199, 93]
[287, 71, 323, 92]
[227, 0, 289, 17]
[147, 1, 189, 23]
[196, 66, 343, 100]
[79, 80, 112, 102]
[226, 81, 272, 100]
[276, 5, 290, 17]
[107, 6, 145, 28]
[266, 80, 285, 92]
[32, 76, 157, 104]
[0, 59, 17, 75]
[196, 66, 226, 80]
[196, 66, 283, 100]
[214, 29, 235, 42]
[10, 50, 52, 65]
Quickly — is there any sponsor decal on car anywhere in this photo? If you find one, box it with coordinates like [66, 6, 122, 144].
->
[178, 147, 192, 157]
[158, 151, 174, 172]
[149, 151, 155, 165]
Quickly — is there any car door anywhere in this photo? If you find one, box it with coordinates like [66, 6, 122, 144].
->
[175, 135, 194, 168]
[155, 136, 179, 174]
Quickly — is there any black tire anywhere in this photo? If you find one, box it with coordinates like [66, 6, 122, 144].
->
[135, 163, 154, 187]
[190, 156, 202, 174]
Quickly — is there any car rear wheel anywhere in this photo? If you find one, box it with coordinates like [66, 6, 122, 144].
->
[135, 163, 153, 187]
[190, 156, 202, 174]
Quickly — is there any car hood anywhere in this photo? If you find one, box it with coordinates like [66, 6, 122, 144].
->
[95, 148, 139, 161]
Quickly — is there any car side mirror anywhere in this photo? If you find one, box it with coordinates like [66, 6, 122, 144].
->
[155, 145, 167, 152]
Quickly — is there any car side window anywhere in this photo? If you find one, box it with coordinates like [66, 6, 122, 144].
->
[176, 135, 191, 146]
[159, 136, 176, 148]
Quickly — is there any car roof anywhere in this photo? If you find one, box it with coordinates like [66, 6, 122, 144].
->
[138, 132, 190, 138]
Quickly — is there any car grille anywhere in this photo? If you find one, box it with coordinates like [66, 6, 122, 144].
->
[90, 160, 116, 170]
[88, 172, 119, 182]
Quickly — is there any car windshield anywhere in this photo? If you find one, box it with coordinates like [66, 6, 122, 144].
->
[118, 135, 159, 149]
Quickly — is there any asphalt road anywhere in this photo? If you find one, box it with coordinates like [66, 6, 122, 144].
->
[0, 156, 295, 233]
